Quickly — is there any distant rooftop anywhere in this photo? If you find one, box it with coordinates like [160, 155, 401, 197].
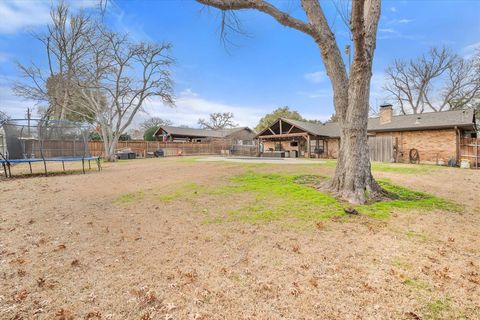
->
[154, 125, 253, 138]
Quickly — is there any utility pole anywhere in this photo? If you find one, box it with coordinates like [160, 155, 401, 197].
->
[344, 45, 352, 72]
[26, 107, 31, 136]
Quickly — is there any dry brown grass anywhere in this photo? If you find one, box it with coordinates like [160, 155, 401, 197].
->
[0, 157, 479, 319]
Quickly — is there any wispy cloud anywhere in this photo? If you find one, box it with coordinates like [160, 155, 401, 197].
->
[0, 76, 38, 118]
[304, 71, 326, 83]
[462, 42, 480, 58]
[139, 88, 271, 128]
[0, 0, 51, 34]
[0, 0, 100, 35]
[379, 28, 396, 34]
[297, 89, 331, 99]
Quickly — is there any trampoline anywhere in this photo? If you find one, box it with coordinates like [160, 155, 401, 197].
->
[0, 118, 101, 178]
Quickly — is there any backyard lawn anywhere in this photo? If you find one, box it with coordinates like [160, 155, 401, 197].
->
[1, 157, 479, 319]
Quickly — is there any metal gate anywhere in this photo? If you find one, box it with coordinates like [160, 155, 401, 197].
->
[368, 136, 395, 162]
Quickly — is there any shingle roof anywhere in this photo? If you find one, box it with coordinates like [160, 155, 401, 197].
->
[154, 126, 253, 138]
[278, 109, 476, 138]
[282, 118, 341, 137]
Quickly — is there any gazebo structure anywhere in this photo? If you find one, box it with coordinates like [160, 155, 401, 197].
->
[256, 118, 339, 158]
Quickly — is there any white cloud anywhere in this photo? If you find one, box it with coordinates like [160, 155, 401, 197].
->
[0, 0, 51, 34]
[390, 6, 397, 12]
[379, 28, 396, 34]
[297, 89, 331, 99]
[462, 42, 480, 58]
[397, 19, 412, 24]
[139, 89, 271, 128]
[0, 0, 99, 34]
[304, 71, 326, 83]
[0, 86, 38, 119]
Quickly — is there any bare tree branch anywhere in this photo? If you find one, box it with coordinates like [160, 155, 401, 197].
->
[198, 112, 237, 129]
[384, 46, 480, 114]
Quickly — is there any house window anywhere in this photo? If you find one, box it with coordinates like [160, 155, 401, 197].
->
[242, 140, 254, 146]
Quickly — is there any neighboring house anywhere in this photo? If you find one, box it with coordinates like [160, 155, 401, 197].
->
[153, 125, 257, 145]
[257, 105, 477, 164]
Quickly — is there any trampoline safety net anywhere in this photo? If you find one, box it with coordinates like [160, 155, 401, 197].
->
[0, 119, 100, 177]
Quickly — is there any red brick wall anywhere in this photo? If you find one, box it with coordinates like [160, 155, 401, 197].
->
[373, 129, 457, 163]
[259, 129, 458, 163]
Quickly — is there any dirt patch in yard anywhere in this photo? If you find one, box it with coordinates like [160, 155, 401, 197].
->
[0, 157, 479, 319]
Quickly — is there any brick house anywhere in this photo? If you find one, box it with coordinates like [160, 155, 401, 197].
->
[256, 105, 477, 164]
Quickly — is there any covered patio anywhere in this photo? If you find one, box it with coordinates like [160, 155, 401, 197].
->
[256, 118, 338, 158]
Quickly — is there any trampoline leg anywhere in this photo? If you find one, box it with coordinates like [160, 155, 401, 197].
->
[88, 160, 91, 170]
[97, 158, 101, 171]
[62, 161, 65, 172]
[82, 159, 85, 174]
[43, 160, 48, 176]
[2, 163, 6, 178]
[7, 163, 11, 178]
[28, 162, 32, 174]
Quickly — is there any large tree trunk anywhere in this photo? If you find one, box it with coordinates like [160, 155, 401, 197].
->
[101, 126, 119, 162]
[327, 64, 387, 204]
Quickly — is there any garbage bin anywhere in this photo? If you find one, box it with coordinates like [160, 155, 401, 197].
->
[154, 149, 165, 157]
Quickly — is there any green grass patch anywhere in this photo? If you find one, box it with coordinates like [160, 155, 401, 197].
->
[424, 297, 452, 320]
[157, 171, 461, 226]
[405, 230, 428, 242]
[114, 191, 145, 204]
[158, 182, 202, 202]
[402, 277, 430, 290]
[356, 181, 461, 218]
[322, 160, 442, 174]
[371, 162, 441, 174]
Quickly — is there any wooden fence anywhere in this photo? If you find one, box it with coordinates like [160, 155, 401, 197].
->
[460, 137, 479, 169]
[88, 140, 257, 158]
[368, 136, 395, 162]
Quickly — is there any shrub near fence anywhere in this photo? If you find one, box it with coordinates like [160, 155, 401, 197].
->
[88, 140, 257, 158]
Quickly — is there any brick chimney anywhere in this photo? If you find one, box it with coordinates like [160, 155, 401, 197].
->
[379, 104, 393, 124]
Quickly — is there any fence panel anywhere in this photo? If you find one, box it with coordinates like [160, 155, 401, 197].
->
[368, 136, 395, 162]
[460, 137, 479, 169]
[87, 140, 244, 158]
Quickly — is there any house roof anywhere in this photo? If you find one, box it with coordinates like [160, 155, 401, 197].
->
[154, 125, 254, 138]
[259, 109, 476, 138]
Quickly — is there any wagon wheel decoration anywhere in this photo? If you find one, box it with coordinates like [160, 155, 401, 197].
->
[409, 148, 420, 164]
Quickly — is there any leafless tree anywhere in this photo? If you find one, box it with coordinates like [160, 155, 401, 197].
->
[384, 47, 480, 114]
[198, 112, 236, 129]
[75, 30, 174, 161]
[14, 3, 174, 162]
[14, 3, 96, 120]
[140, 117, 173, 130]
[198, 0, 384, 204]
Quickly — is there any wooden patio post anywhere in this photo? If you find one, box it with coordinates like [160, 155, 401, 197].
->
[306, 135, 311, 158]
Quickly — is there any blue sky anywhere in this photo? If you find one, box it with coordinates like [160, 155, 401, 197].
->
[0, 0, 479, 128]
